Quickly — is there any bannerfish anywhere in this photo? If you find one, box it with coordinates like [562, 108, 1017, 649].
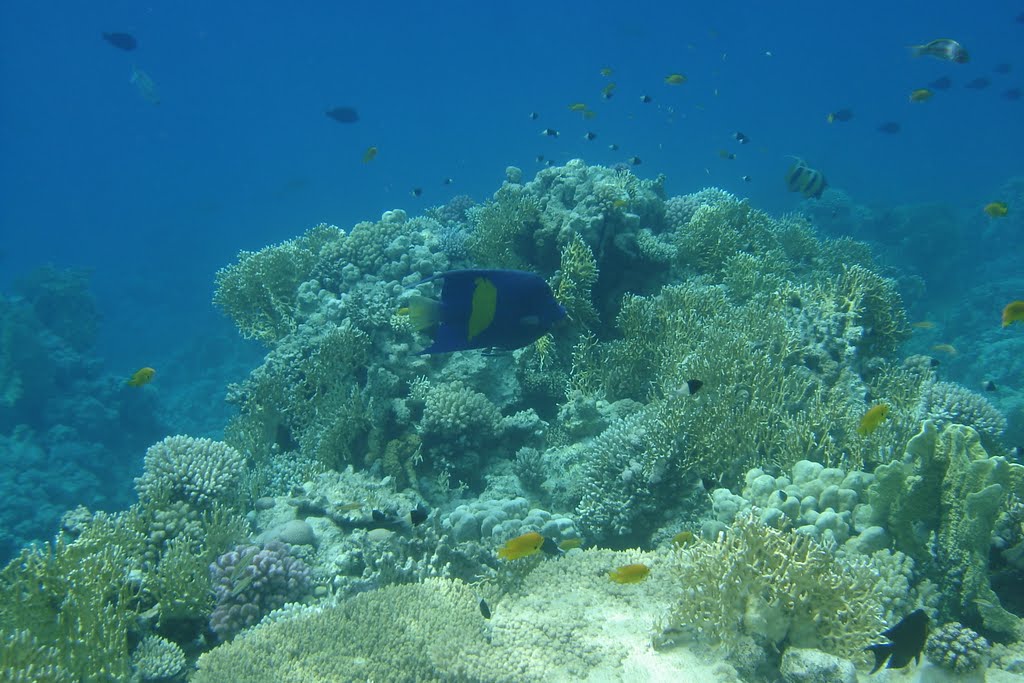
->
[102, 32, 137, 51]
[785, 158, 827, 199]
[826, 108, 853, 123]
[127, 367, 156, 387]
[130, 65, 160, 105]
[909, 39, 969, 64]
[865, 609, 929, 674]
[325, 106, 359, 123]
[402, 269, 567, 354]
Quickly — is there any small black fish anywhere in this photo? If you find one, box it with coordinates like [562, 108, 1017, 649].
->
[443, 178, 454, 185]
[1003, 87, 1022, 101]
[826, 108, 854, 123]
[325, 106, 359, 123]
[993, 63, 1013, 74]
[984, 380, 998, 392]
[865, 609, 929, 674]
[479, 598, 491, 619]
[928, 76, 953, 90]
[410, 187, 423, 198]
[1013, 446, 1023, 460]
[102, 32, 137, 51]
[608, 143, 619, 151]
[409, 503, 429, 525]
[675, 379, 703, 396]
[535, 154, 545, 163]
[929, 357, 941, 367]
[877, 121, 902, 134]
[540, 537, 563, 556]
[965, 76, 991, 89]
[733, 131, 749, 144]
[777, 490, 788, 502]
[628, 156, 642, 165]
[529, 111, 539, 120]
[640, 94, 652, 103]
[541, 128, 559, 137]
[583, 131, 597, 141]
[741, 175, 752, 182]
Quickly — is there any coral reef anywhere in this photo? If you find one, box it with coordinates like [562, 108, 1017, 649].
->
[925, 621, 990, 674]
[135, 435, 246, 510]
[656, 513, 889, 664]
[209, 540, 313, 640]
[130, 634, 186, 682]
[868, 421, 1024, 636]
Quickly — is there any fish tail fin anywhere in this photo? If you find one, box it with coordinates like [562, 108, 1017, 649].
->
[864, 643, 891, 675]
[404, 295, 441, 331]
[908, 44, 924, 57]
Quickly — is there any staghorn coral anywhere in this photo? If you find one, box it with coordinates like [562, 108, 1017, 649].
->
[656, 513, 886, 663]
[135, 435, 246, 511]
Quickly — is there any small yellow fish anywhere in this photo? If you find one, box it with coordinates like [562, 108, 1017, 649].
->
[931, 343, 958, 355]
[672, 530, 695, 546]
[127, 367, 156, 387]
[337, 502, 362, 512]
[609, 563, 650, 584]
[909, 88, 933, 102]
[568, 103, 587, 112]
[600, 67, 613, 77]
[497, 531, 544, 560]
[362, 146, 378, 163]
[857, 404, 889, 436]
[612, 199, 628, 208]
[984, 202, 1008, 218]
[601, 82, 616, 99]
[664, 73, 687, 85]
[582, 110, 597, 120]
[911, 321, 936, 329]
[558, 538, 583, 551]
[1002, 301, 1024, 327]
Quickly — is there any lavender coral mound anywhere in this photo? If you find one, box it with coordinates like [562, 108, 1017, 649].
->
[209, 541, 312, 640]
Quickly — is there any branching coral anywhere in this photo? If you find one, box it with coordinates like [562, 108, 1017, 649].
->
[213, 224, 343, 344]
[916, 379, 1007, 452]
[656, 513, 886, 662]
[466, 184, 542, 269]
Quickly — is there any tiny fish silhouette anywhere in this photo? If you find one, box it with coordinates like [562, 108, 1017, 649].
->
[102, 32, 137, 51]
[325, 106, 359, 123]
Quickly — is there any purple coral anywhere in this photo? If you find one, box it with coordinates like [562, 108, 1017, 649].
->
[209, 540, 312, 640]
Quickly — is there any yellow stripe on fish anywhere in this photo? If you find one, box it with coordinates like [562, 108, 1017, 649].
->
[785, 158, 828, 199]
[467, 277, 498, 341]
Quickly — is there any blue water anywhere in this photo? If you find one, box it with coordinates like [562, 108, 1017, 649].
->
[0, 1, 1022, 556]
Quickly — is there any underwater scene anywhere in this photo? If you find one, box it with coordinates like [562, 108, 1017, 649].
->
[1, 2, 1024, 682]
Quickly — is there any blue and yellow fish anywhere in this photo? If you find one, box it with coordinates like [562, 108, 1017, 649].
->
[402, 269, 566, 354]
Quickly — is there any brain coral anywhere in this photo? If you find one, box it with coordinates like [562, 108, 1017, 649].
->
[135, 435, 246, 510]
